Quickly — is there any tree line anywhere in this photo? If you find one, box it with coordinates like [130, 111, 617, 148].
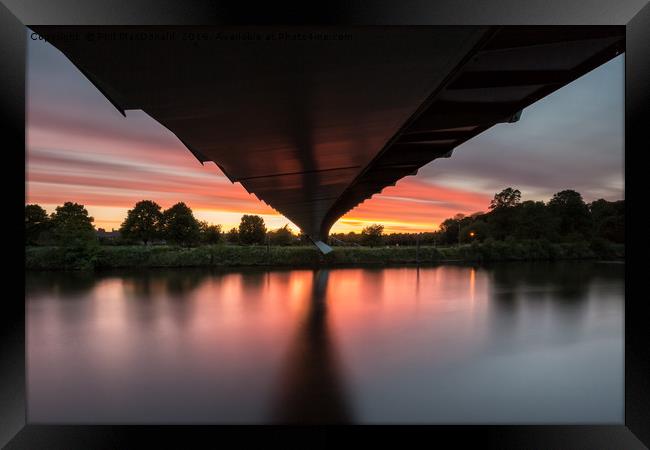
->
[331, 188, 624, 247]
[25, 200, 299, 247]
[25, 188, 624, 248]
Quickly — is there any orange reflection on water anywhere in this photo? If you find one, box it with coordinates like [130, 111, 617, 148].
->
[27, 262, 623, 423]
[470, 267, 476, 303]
[326, 265, 487, 331]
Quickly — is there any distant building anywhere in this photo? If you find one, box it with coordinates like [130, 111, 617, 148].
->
[96, 228, 121, 240]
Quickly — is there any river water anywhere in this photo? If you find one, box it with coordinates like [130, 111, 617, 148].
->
[26, 261, 624, 423]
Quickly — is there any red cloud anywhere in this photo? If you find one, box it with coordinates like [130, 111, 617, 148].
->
[27, 109, 492, 233]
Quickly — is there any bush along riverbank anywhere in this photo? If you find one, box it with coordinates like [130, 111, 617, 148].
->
[25, 239, 624, 271]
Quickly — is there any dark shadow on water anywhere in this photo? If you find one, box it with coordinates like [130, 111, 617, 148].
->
[118, 269, 207, 298]
[270, 269, 353, 424]
[25, 270, 96, 299]
[483, 260, 624, 353]
[110, 269, 207, 326]
[488, 261, 595, 310]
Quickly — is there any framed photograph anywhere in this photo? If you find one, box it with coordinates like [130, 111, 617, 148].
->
[3, 1, 648, 448]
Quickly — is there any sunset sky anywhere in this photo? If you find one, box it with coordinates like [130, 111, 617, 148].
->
[26, 32, 624, 234]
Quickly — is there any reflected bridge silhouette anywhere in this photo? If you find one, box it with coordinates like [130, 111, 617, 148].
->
[271, 269, 353, 423]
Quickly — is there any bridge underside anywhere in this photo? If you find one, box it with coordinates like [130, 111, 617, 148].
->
[32, 26, 624, 251]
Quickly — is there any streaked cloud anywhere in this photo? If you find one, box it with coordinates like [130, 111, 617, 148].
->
[26, 31, 624, 234]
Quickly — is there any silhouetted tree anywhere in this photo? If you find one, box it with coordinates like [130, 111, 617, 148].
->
[490, 187, 521, 210]
[438, 218, 458, 245]
[49, 202, 96, 246]
[361, 224, 384, 247]
[226, 227, 240, 244]
[514, 200, 558, 241]
[487, 188, 521, 240]
[162, 202, 200, 246]
[589, 199, 624, 243]
[329, 232, 356, 246]
[385, 232, 417, 246]
[269, 224, 295, 246]
[119, 200, 163, 245]
[199, 221, 223, 245]
[238, 215, 266, 245]
[590, 198, 616, 224]
[25, 204, 50, 245]
[548, 190, 591, 240]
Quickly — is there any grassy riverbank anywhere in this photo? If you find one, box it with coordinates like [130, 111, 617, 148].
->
[25, 240, 624, 270]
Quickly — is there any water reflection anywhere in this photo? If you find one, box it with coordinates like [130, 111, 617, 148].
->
[272, 270, 352, 423]
[26, 262, 624, 423]
[26, 270, 96, 298]
[486, 261, 622, 341]
[120, 269, 206, 298]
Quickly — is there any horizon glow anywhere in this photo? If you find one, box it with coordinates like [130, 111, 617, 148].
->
[26, 30, 624, 234]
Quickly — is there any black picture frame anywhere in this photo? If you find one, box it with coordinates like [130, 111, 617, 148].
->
[2, 1, 648, 448]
